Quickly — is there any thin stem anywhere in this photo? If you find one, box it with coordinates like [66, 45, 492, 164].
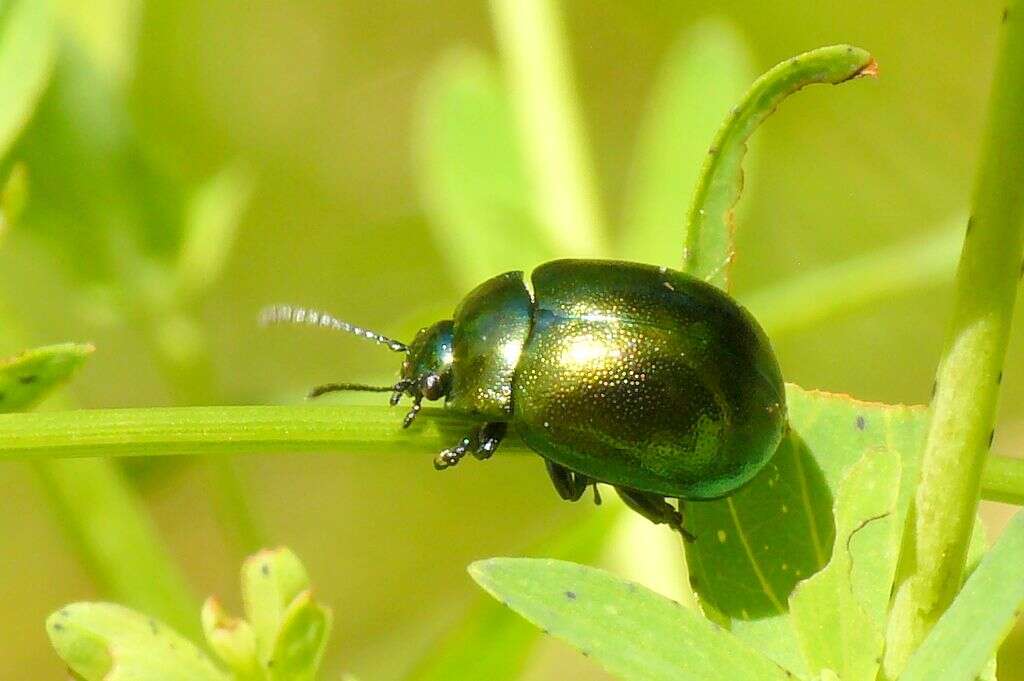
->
[0, 405, 1019, 506]
[741, 220, 962, 336]
[489, 0, 609, 255]
[882, 3, 1024, 677]
[0, 405, 498, 459]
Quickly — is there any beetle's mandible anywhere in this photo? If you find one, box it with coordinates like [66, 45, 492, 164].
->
[262, 259, 787, 538]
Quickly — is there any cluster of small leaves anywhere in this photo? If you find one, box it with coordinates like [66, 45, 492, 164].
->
[47, 547, 333, 681]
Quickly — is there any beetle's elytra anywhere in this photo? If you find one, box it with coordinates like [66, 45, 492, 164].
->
[263, 259, 787, 537]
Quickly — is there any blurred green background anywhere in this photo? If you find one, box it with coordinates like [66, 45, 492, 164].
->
[1, 0, 1022, 678]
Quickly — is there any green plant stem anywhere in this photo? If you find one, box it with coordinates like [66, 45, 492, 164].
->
[881, 4, 1024, 677]
[741, 221, 962, 336]
[489, 0, 609, 256]
[0, 405, 1020, 505]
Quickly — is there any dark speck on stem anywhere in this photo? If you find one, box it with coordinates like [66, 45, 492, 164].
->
[261, 563, 270, 576]
[988, 430, 995, 448]
[565, 590, 577, 600]
[18, 375, 37, 385]
[856, 415, 866, 430]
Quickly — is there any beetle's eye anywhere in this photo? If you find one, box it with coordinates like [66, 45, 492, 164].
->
[421, 373, 444, 400]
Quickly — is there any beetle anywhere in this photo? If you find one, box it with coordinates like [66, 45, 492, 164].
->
[262, 259, 787, 538]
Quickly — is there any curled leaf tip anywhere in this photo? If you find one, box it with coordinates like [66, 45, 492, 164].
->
[849, 57, 880, 80]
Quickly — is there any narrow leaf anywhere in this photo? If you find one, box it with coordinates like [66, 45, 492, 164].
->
[621, 19, 754, 265]
[415, 48, 554, 288]
[46, 603, 228, 681]
[899, 511, 1024, 681]
[789, 449, 901, 681]
[470, 558, 795, 681]
[178, 163, 254, 298]
[0, 0, 56, 159]
[683, 45, 877, 289]
[267, 590, 332, 681]
[0, 342, 93, 413]
[0, 162, 28, 235]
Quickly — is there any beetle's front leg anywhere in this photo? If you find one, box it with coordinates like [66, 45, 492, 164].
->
[615, 486, 695, 541]
[434, 422, 507, 470]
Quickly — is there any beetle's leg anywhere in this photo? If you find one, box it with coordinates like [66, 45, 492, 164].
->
[473, 422, 507, 460]
[434, 435, 475, 470]
[402, 395, 423, 428]
[615, 487, 694, 542]
[544, 460, 590, 502]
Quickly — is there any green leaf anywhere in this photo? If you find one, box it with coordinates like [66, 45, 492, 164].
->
[469, 558, 795, 681]
[620, 19, 754, 265]
[202, 597, 260, 681]
[46, 603, 228, 681]
[683, 385, 927, 673]
[788, 448, 902, 681]
[0, 0, 56, 160]
[899, 511, 1024, 681]
[0, 342, 93, 413]
[415, 48, 554, 288]
[178, 163, 254, 298]
[408, 511, 616, 681]
[266, 590, 332, 681]
[683, 44, 877, 289]
[0, 162, 28, 234]
[241, 547, 311, 666]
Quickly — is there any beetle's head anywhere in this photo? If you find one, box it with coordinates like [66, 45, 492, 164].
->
[399, 320, 454, 404]
[259, 305, 452, 428]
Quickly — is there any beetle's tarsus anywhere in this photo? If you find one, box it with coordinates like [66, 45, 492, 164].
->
[402, 397, 423, 428]
[592, 484, 602, 506]
[434, 436, 473, 470]
[545, 460, 590, 502]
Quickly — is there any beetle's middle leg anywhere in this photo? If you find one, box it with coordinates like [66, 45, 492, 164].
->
[544, 460, 592, 502]
[615, 486, 695, 541]
[434, 422, 506, 470]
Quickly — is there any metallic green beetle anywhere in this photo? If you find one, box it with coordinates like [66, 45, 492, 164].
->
[263, 259, 787, 537]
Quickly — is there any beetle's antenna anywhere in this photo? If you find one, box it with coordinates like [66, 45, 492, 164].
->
[260, 304, 408, 352]
[308, 382, 398, 398]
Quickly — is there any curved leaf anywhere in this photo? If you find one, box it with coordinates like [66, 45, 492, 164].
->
[683, 45, 877, 289]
